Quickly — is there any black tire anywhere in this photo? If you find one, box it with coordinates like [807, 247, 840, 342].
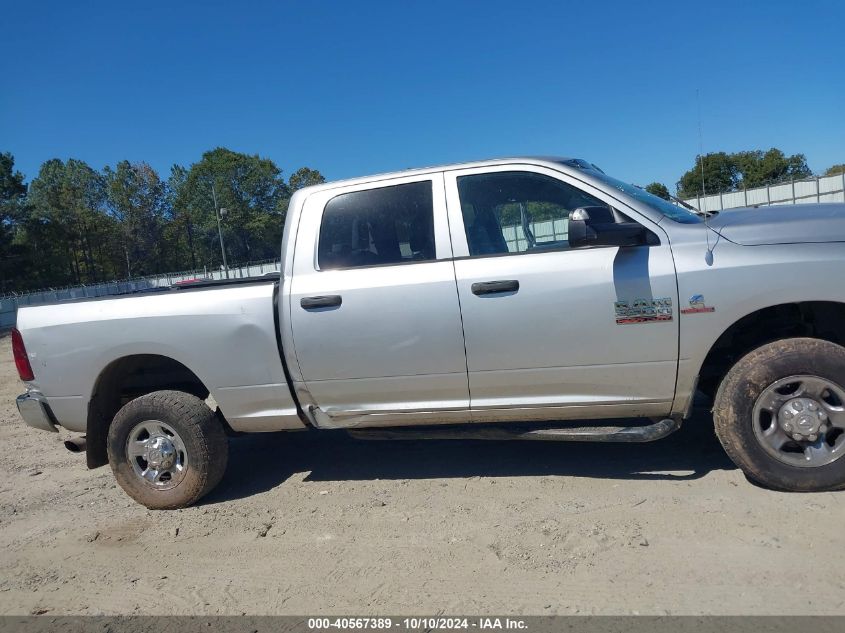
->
[713, 337, 845, 492]
[107, 390, 228, 509]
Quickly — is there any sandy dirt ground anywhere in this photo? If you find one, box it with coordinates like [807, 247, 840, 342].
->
[1, 332, 844, 616]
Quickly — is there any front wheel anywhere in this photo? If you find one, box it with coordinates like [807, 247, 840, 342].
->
[107, 390, 228, 509]
[714, 337, 845, 491]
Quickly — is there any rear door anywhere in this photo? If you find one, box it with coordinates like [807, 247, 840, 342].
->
[444, 164, 679, 422]
[288, 173, 470, 427]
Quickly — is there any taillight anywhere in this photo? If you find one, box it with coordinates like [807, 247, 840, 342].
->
[11, 328, 35, 382]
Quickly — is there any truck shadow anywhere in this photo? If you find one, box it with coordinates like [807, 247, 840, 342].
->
[204, 407, 736, 505]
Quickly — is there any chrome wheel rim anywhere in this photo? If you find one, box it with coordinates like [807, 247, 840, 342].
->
[126, 420, 188, 489]
[752, 375, 845, 468]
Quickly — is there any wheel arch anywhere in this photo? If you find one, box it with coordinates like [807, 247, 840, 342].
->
[696, 301, 845, 402]
[86, 354, 211, 468]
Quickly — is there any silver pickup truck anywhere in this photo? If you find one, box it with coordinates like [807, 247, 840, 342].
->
[13, 156, 845, 508]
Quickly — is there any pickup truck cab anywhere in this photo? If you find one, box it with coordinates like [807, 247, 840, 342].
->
[13, 156, 845, 508]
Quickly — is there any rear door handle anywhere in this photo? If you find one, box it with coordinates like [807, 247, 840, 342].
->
[301, 295, 342, 309]
[471, 280, 520, 296]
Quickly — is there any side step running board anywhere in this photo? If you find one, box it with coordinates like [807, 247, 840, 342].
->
[347, 418, 681, 443]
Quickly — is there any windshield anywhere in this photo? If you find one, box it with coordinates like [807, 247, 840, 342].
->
[566, 165, 703, 224]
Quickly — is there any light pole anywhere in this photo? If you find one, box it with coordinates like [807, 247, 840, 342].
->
[211, 184, 229, 279]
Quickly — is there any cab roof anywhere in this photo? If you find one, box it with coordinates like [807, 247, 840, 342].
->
[296, 156, 597, 195]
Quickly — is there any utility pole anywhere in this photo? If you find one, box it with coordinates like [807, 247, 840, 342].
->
[211, 184, 229, 279]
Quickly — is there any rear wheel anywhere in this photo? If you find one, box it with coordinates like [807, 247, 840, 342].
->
[713, 337, 845, 491]
[107, 390, 228, 509]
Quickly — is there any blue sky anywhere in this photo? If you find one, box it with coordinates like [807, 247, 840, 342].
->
[2, 0, 843, 192]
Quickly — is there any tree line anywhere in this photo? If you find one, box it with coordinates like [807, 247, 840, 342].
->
[644, 148, 843, 201]
[0, 148, 324, 294]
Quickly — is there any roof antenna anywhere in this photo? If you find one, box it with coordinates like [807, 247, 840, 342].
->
[697, 89, 715, 266]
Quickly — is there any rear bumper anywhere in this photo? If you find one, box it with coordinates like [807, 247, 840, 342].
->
[16, 392, 59, 433]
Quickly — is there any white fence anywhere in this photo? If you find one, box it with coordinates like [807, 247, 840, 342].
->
[683, 172, 845, 212]
[0, 259, 281, 330]
[503, 218, 569, 252]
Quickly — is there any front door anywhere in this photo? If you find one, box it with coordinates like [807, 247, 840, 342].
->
[288, 174, 470, 427]
[444, 165, 679, 422]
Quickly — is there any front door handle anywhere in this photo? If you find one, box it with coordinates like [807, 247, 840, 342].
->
[471, 280, 520, 296]
[301, 295, 342, 309]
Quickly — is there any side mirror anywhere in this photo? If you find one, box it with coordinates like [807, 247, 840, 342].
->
[568, 207, 647, 248]
[567, 210, 597, 247]
[569, 207, 592, 222]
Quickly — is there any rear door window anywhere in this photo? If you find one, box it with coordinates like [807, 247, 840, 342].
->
[318, 181, 435, 270]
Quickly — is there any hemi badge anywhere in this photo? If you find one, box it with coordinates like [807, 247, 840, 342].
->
[680, 294, 715, 314]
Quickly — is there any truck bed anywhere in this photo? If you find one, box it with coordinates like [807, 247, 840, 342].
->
[15, 276, 303, 434]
